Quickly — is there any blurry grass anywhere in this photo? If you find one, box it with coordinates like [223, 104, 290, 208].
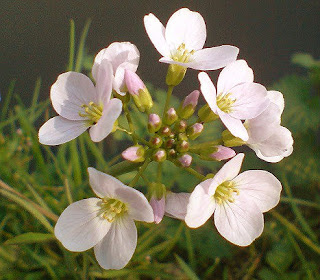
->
[0, 21, 319, 280]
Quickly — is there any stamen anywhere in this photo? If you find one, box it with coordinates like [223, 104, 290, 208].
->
[78, 102, 103, 124]
[213, 181, 239, 204]
[216, 93, 236, 113]
[100, 198, 127, 222]
[172, 43, 195, 63]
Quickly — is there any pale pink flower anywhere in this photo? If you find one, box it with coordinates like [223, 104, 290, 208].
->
[185, 154, 282, 246]
[54, 168, 154, 270]
[144, 8, 238, 70]
[150, 196, 165, 224]
[210, 145, 236, 161]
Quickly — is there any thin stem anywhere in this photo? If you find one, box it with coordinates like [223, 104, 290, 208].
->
[185, 167, 205, 180]
[129, 158, 151, 187]
[162, 85, 174, 118]
[124, 103, 137, 144]
[281, 197, 320, 210]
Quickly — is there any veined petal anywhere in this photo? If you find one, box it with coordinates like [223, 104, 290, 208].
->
[54, 198, 111, 252]
[219, 111, 249, 141]
[51, 72, 97, 120]
[185, 179, 216, 228]
[94, 215, 137, 270]
[165, 8, 206, 51]
[214, 197, 264, 246]
[89, 98, 122, 142]
[217, 60, 254, 94]
[113, 62, 131, 95]
[268, 90, 284, 115]
[38, 116, 89, 146]
[94, 60, 113, 104]
[233, 170, 282, 212]
[144, 13, 171, 57]
[165, 192, 190, 220]
[198, 72, 217, 112]
[189, 46, 239, 70]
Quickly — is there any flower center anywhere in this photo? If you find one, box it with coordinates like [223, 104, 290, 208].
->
[101, 198, 127, 222]
[172, 43, 195, 63]
[216, 93, 236, 113]
[213, 180, 239, 204]
[79, 102, 103, 124]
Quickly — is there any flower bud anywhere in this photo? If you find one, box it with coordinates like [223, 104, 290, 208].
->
[200, 145, 236, 161]
[178, 90, 200, 119]
[125, 69, 153, 112]
[149, 182, 166, 224]
[222, 130, 245, 147]
[153, 149, 167, 162]
[149, 136, 163, 148]
[174, 120, 187, 133]
[159, 126, 171, 137]
[164, 138, 175, 149]
[198, 104, 219, 123]
[187, 123, 204, 140]
[148, 114, 162, 133]
[121, 145, 145, 162]
[164, 108, 178, 125]
[176, 140, 189, 153]
[168, 149, 177, 158]
[166, 64, 187, 86]
[178, 154, 193, 167]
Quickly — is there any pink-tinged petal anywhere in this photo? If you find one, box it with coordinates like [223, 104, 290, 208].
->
[233, 170, 282, 212]
[125, 69, 146, 96]
[214, 198, 264, 246]
[144, 13, 171, 57]
[165, 192, 190, 220]
[38, 116, 89, 146]
[210, 145, 236, 161]
[189, 46, 239, 70]
[198, 72, 217, 112]
[54, 198, 111, 252]
[165, 8, 206, 51]
[89, 98, 122, 142]
[228, 83, 270, 120]
[150, 197, 165, 224]
[94, 215, 137, 270]
[210, 153, 245, 188]
[92, 42, 140, 81]
[217, 60, 254, 94]
[268, 90, 284, 115]
[51, 72, 97, 120]
[185, 179, 216, 228]
[218, 111, 249, 141]
[94, 60, 113, 104]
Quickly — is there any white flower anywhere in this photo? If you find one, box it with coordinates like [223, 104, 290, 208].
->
[185, 153, 282, 246]
[92, 42, 140, 95]
[38, 61, 122, 145]
[199, 60, 270, 141]
[54, 168, 154, 270]
[245, 90, 293, 162]
[165, 192, 190, 220]
[144, 8, 239, 70]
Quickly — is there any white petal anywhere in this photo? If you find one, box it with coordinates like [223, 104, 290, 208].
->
[94, 215, 137, 270]
[219, 110, 249, 141]
[144, 13, 171, 57]
[38, 116, 88, 146]
[87, 168, 154, 223]
[268, 90, 284, 115]
[51, 72, 97, 120]
[217, 60, 254, 94]
[165, 192, 190, 220]
[233, 170, 282, 212]
[112, 63, 130, 95]
[198, 72, 217, 112]
[89, 98, 122, 142]
[185, 179, 216, 228]
[188, 46, 239, 70]
[214, 198, 264, 246]
[94, 60, 113, 104]
[54, 198, 111, 252]
[228, 83, 270, 119]
[165, 8, 206, 51]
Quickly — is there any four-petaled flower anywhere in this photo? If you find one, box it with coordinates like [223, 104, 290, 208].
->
[185, 153, 282, 246]
[54, 168, 154, 270]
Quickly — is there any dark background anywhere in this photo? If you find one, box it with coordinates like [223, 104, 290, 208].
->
[1, 0, 320, 102]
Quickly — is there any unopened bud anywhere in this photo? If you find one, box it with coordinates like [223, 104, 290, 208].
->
[164, 108, 178, 125]
[176, 140, 189, 153]
[164, 138, 175, 149]
[178, 133, 188, 141]
[153, 149, 167, 162]
[149, 182, 166, 224]
[166, 64, 187, 86]
[200, 145, 236, 161]
[168, 149, 177, 158]
[222, 130, 245, 147]
[178, 90, 200, 119]
[178, 154, 193, 167]
[148, 114, 162, 133]
[121, 145, 145, 162]
[149, 136, 163, 148]
[198, 104, 219, 123]
[175, 120, 187, 133]
[159, 126, 171, 137]
[187, 123, 204, 140]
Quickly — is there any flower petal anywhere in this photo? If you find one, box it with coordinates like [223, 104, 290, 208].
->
[188, 46, 239, 70]
[89, 98, 122, 142]
[94, 59, 113, 104]
[51, 72, 97, 120]
[185, 179, 216, 228]
[144, 13, 171, 57]
[214, 198, 264, 246]
[198, 72, 217, 112]
[94, 215, 137, 270]
[38, 116, 88, 145]
[165, 192, 190, 220]
[268, 90, 284, 115]
[217, 60, 254, 94]
[165, 8, 206, 51]
[54, 198, 111, 252]
[233, 170, 282, 212]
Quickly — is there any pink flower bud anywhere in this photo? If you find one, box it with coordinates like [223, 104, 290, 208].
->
[124, 69, 146, 96]
[148, 113, 161, 133]
[183, 90, 200, 109]
[164, 107, 178, 125]
[178, 154, 193, 167]
[210, 145, 236, 161]
[150, 196, 165, 224]
[153, 149, 167, 162]
[187, 123, 204, 140]
[121, 145, 145, 162]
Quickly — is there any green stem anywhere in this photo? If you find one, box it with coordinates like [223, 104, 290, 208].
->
[162, 85, 174, 118]
[107, 161, 143, 177]
[185, 167, 205, 180]
[124, 103, 137, 144]
[69, 140, 82, 186]
[281, 197, 320, 210]
[67, 19, 75, 71]
[129, 158, 151, 187]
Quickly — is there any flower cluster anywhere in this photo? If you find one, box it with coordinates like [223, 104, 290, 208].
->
[39, 8, 293, 270]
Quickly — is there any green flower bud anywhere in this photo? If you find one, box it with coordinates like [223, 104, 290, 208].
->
[222, 130, 245, 147]
[198, 104, 219, 123]
[164, 108, 178, 125]
[166, 64, 187, 86]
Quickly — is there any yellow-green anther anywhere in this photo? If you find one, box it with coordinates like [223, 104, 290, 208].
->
[216, 93, 236, 113]
[79, 102, 103, 124]
[213, 181, 239, 204]
[101, 198, 127, 222]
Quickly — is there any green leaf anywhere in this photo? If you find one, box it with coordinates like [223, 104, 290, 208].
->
[175, 254, 200, 280]
[5, 232, 55, 245]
